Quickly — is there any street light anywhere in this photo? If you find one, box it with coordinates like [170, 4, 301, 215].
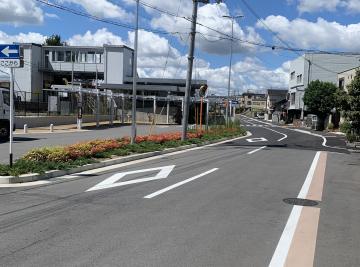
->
[223, 14, 244, 124]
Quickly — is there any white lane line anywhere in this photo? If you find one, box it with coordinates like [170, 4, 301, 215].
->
[247, 146, 267, 154]
[144, 168, 218, 199]
[262, 127, 288, 142]
[268, 151, 321, 267]
[292, 129, 347, 150]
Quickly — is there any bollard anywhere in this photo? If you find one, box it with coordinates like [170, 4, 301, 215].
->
[23, 124, 28, 134]
[50, 124, 54, 133]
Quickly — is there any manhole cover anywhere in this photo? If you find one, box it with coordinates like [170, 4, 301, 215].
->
[283, 198, 319, 207]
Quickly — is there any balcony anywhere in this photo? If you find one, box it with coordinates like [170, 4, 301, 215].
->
[39, 62, 104, 73]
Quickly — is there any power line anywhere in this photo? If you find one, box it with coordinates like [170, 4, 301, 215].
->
[34, 0, 186, 36]
[135, 0, 360, 58]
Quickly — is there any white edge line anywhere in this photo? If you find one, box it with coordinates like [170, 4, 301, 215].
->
[144, 168, 219, 199]
[297, 151, 320, 199]
[268, 205, 303, 267]
[247, 146, 267, 155]
[268, 151, 320, 267]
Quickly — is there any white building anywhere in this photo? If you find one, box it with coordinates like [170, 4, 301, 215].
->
[288, 53, 360, 119]
[13, 43, 205, 102]
[338, 67, 359, 92]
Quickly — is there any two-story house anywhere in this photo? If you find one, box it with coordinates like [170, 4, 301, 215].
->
[288, 53, 360, 121]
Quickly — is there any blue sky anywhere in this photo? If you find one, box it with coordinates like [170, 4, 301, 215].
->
[1, 0, 360, 94]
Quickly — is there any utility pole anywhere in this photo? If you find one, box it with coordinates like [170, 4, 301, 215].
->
[131, 0, 139, 144]
[182, 0, 212, 140]
[182, 0, 199, 141]
[223, 15, 243, 124]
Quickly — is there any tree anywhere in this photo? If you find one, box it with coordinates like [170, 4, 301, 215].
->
[341, 69, 360, 136]
[303, 80, 338, 119]
[44, 34, 62, 46]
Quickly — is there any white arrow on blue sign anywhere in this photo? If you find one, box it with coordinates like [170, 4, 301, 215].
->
[0, 44, 20, 59]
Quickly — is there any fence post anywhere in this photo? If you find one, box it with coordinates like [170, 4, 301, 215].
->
[109, 91, 114, 126]
[166, 98, 170, 124]
[121, 96, 125, 124]
[96, 89, 100, 128]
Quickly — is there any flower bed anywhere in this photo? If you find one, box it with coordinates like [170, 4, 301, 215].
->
[0, 127, 246, 177]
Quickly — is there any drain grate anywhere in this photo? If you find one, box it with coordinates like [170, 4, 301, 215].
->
[283, 198, 319, 207]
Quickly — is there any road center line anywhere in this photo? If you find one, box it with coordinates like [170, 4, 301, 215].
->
[247, 146, 267, 155]
[269, 151, 324, 267]
[144, 168, 218, 199]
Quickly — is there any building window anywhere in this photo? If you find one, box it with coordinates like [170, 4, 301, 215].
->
[57, 51, 64, 62]
[51, 51, 56, 62]
[65, 51, 72, 62]
[247, 101, 251, 105]
[95, 53, 103, 63]
[3, 90, 10, 106]
[339, 78, 345, 90]
[79, 52, 87, 63]
[297, 74, 302, 83]
[290, 71, 295, 80]
[72, 51, 78, 62]
[290, 93, 296, 105]
[87, 52, 95, 63]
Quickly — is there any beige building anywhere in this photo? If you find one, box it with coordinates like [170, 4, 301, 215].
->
[338, 67, 359, 92]
[240, 92, 266, 111]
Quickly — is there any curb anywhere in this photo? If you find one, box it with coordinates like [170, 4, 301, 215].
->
[0, 132, 251, 184]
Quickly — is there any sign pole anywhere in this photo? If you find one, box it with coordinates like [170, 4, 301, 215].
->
[9, 68, 14, 167]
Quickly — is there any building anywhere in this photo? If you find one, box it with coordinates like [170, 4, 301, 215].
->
[338, 67, 359, 92]
[240, 92, 266, 111]
[265, 89, 288, 121]
[287, 53, 360, 120]
[13, 43, 205, 102]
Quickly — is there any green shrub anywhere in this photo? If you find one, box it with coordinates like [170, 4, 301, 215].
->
[340, 121, 352, 134]
[346, 133, 360, 143]
[327, 122, 334, 130]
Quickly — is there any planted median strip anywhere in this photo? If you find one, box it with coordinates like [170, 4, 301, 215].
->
[0, 126, 246, 177]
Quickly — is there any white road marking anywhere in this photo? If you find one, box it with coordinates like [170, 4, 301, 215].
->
[268, 152, 321, 267]
[262, 127, 288, 142]
[86, 165, 175, 192]
[144, 168, 218, 199]
[247, 146, 267, 155]
[246, 137, 268, 143]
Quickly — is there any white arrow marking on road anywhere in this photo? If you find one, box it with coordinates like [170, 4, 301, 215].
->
[86, 165, 175, 192]
[246, 137, 268, 143]
[1, 46, 18, 57]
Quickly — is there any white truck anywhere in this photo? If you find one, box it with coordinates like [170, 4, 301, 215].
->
[0, 87, 11, 141]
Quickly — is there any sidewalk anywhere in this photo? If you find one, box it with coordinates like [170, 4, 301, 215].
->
[15, 121, 172, 134]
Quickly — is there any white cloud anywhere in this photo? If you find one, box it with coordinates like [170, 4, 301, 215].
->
[67, 28, 125, 46]
[295, 0, 360, 13]
[0, 31, 46, 44]
[60, 0, 133, 21]
[0, 0, 44, 25]
[148, 2, 262, 55]
[297, 0, 341, 13]
[257, 16, 360, 51]
[45, 13, 60, 19]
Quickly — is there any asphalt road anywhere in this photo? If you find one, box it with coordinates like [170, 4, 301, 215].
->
[0, 117, 359, 266]
[0, 124, 181, 164]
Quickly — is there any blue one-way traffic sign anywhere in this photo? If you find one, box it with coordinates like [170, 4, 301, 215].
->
[0, 44, 22, 68]
[0, 44, 20, 59]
